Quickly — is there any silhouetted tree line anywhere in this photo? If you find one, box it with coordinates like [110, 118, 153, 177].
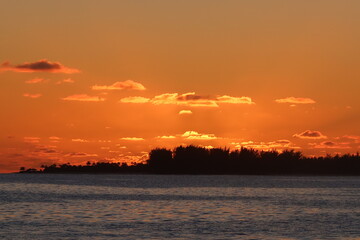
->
[20, 145, 360, 175]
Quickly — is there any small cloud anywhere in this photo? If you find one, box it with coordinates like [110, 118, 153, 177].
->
[204, 145, 214, 149]
[62, 94, 105, 102]
[342, 135, 360, 142]
[156, 135, 176, 139]
[92, 80, 146, 91]
[115, 144, 127, 149]
[216, 95, 255, 104]
[1, 59, 80, 73]
[56, 78, 74, 84]
[182, 131, 217, 140]
[240, 141, 254, 145]
[65, 152, 98, 158]
[313, 141, 351, 149]
[121, 137, 144, 141]
[275, 139, 291, 144]
[275, 97, 315, 104]
[151, 93, 180, 105]
[293, 130, 327, 139]
[235, 139, 295, 150]
[25, 78, 46, 84]
[120, 96, 150, 103]
[49, 136, 61, 142]
[24, 137, 40, 143]
[176, 92, 219, 107]
[72, 139, 89, 143]
[49, 136, 61, 140]
[179, 110, 193, 115]
[23, 93, 42, 98]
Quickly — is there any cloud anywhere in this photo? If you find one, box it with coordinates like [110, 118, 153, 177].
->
[293, 130, 327, 139]
[33, 145, 58, 154]
[72, 139, 89, 143]
[233, 139, 296, 150]
[24, 137, 41, 143]
[204, 145, 214, 149]
[92, 80, 146, 91]
[120, 96, 150, 103]
[65, 152, 98, 158]
[341, 135, 360, 143]
[56, 78, 74, 84]
[23, 93, 42, 98]
[0, 59, 80, 73]
[25, 78, 46, 84]
[49, 136, 61, 143]
[175, 92, 219, 107]
[216, 95, 255, 104]
[49, 136, 61, 140]
[313, 141, 351, 149]
[120, 92, 254, 108]
[182, 131, 217, 140]
[62, 94, 105, 102]
[121, 137, 144, 141]
[275, 97, 315, 104]
[156, 135, 176, 139]
[179, 110, 193, 115]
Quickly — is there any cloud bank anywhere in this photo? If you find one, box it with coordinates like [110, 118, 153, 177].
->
[120, 92, 254, 107]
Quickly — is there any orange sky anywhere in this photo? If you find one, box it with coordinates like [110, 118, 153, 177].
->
[1, 0, 360, 172]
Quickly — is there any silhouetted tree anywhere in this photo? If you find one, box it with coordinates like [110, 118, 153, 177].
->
[20, 145, 360, 175]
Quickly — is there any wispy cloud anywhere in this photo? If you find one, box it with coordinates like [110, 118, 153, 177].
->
[65, 152, 98, 158]
[23, 137, 41, 143]
[92, 80, 146, 91]
[23, 93, 42, 98]
[217, 95, 255, 104]
[1, 59, 80, 73]
[120, 96, 150, 103]
[313, 141, 351, 149]
[25, 78, 46, 84]
[72, 138, 89, 143]
[62, 94, 105, 102]
[293, 130, 327, 139]
[231, 139, 296, 150]
[121, 137, 145, 141]
[156, 135, 176, 139]
[49, 136, 61, 143]
[179, 110, 193, 115]
[275, 97, 315, 104]
[56, 78, 74, 84]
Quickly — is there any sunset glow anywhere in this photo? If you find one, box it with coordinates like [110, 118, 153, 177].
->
[1, 0, 360, 173]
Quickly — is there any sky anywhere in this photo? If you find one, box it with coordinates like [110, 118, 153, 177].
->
[1, 0, 360, 172]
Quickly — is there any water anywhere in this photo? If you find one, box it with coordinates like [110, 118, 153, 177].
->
[0, 174, 359, 240]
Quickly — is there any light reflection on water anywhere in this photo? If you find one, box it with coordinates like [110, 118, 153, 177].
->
[0, 174, 360, 240]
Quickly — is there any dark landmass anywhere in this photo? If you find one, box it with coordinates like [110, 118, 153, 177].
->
[19, 145, 360, 175]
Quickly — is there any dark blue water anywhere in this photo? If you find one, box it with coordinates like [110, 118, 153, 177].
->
[0, 174, 359, 240]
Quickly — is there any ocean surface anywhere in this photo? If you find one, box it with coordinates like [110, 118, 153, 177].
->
[0, 174, 359, 240]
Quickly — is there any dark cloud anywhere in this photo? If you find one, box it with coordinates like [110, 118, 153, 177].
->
[293, 130, 327, 139]
[1, 59, 80, 73]
[177, 93, 211, 101]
